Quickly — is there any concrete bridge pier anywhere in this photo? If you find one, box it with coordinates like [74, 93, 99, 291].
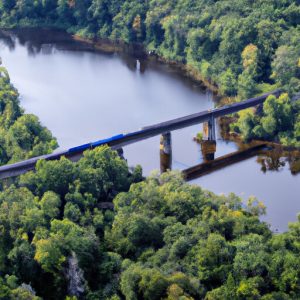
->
[201, 115, 217, 161]
[160, 132, 172, 173]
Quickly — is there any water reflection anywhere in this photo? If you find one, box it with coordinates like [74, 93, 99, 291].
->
[0, 31, 16, 51]
[257, 149, 300, 175]
[218, 119, 300, 176]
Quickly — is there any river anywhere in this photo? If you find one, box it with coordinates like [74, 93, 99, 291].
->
[0, 28, 299, 232]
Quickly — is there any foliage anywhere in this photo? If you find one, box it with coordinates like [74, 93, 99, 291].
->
[0, 145, 142, 299]
[0, 0, 299, 98]
[0, 3, 300, 299]
[231, 93, 300, 146]
[0, 135, 299, 298]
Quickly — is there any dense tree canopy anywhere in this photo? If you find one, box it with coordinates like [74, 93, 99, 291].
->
[231, 93, 300, 147]
[0, 145, 143, 299]
[1, 163, 300, 299]
[0, 3, 300, 299]
[0, 0, 299, 98]
[0, 71, 297, 297]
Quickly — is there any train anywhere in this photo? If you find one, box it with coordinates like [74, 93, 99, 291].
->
[0, 88, 281, 179]
[68, 133, 125, 153]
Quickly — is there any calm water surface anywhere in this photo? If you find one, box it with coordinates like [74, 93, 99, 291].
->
[0, 29, 298, 231]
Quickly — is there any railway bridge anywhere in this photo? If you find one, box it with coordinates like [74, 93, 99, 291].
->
[0, 90, 281, 179]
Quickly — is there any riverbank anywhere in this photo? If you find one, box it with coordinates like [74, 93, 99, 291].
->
[72, 32, 221, 95]
[2, 27, 299, 164]
[220, 112, 300, 151]
[0, 27, 272, 102]
[0, 26, 222, 97]
[3, 27, 299, 153]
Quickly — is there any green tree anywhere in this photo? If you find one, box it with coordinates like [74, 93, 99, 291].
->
[219, 68, 237, 96]
[40, 191, 61, 220]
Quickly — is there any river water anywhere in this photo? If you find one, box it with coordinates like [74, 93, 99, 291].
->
[0, 29, 298, 232]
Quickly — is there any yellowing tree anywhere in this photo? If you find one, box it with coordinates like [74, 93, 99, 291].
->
[34, 239, 66, 273]
[242, 44, 258, 71]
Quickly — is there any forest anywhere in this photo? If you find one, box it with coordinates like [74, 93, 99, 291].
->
[0, 0, 299, 98]
[231, 93, 300, 147]
[0, 65, 298, 299]
[2, 141, 300, 299]
[0, 0, 299, 299]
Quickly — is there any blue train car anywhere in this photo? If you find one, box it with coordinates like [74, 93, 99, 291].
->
[68, 134, 125, 153]
[68, 143, 92, 153]
[91, 134, 124, 147]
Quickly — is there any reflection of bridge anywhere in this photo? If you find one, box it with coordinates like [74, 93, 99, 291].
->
[0, 90, 281, 179]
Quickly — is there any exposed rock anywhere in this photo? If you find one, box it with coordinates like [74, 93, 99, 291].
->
[66, 252, 85, 298]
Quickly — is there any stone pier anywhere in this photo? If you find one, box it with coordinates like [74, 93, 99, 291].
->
[160, 132, 172, 173]
[201, 115, 217, 161]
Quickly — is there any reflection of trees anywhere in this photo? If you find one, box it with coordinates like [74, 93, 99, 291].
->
[0, 29, 57, 56]
[1, 29, 150, 74]
[257, 148, 286, 173]
[124, 56, 138, 71]
[257, 148, 300, 175]
[26, 43, 41, 56]
[289, 157, 300, 175]
[0, 29, 77, 57]
[26, 42, 56, 56]
[257, 155, 286, 173]
[0, 31, 16, 51]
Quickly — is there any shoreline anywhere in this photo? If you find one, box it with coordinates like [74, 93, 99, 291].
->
[72, 33, 221, 95]
[1, 26, 298, 156]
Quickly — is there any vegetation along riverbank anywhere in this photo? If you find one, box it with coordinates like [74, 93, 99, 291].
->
[0, 43, 298, 300]
[0, 0, 299, 95]
[0, 0, 299, 299]
[0, 0, 299, 148]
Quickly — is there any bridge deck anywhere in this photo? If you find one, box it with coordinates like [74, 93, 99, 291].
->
[0, 90, 281, 179]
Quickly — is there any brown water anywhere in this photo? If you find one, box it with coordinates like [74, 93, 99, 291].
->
[0, 28, 299, 232]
